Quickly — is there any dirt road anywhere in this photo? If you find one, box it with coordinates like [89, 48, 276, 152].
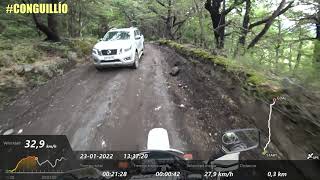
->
[0, 44, 193, 150]
[0, 43, 273, 159]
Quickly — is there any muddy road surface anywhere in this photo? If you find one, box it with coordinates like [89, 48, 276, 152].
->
[0, 43, 272, 159]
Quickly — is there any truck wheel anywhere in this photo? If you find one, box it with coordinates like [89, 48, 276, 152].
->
[132, 51, 139, 69]
[142, 44, 144, 55]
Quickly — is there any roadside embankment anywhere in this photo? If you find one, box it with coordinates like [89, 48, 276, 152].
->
[158, 39, 320, 161]
[0, 38, 96, 110]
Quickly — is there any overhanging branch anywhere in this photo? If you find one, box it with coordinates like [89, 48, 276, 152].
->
[249, 1, 294, 29]
[155, 0, 167, 7]
[148, 6, 167, 20]
[225, 0, 245, 15]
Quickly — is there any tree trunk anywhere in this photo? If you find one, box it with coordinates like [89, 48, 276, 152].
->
[47, 0, 59, 41]
[32, 14, 60, 41]
[313, 10, 320, 64]
[234, 0, 251, 56]
[165, 0, 174, 39]
[194, 0, 205, 47]
[0, 21, 5, 34]
[31, 0, 60, 41]
[205, 0, 226, 49]
[68, 0, 76, 37]
[275, 18, 282, 70]
[293, 38, 303, 74]
[199, 16, 205, 47]
[317, 23, 320, 40]
[47, 14, 58, 36]
[314, 40, 320, 64]
[293, 26, 304, 74]
[288, 44, 292, 71]
[78, 1, 82, 37]
[150, 0, 191, 40]
[239, 0, 251, 46]
[275, 45, 280, 66]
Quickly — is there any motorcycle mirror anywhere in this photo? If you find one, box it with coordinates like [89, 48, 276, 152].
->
[221, 128, 260, 154]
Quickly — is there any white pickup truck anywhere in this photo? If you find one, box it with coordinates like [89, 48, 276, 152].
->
[92, 27, 144, 70]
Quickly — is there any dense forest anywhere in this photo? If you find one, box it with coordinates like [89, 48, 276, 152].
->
[0, 0, 319, 89]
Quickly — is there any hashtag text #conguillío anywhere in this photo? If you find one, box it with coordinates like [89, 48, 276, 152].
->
[6, 3, 68, 14]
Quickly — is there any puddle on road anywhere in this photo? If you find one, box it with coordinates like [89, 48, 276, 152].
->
[17, 129, 23, 134]
[3, 128, 14, 135]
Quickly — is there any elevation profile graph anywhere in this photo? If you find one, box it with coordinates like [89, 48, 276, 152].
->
[8, 156, 67, 173]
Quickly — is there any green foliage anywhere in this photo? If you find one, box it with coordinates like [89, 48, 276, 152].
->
[29, 73, 48, 86]
[0, 37, 96, 69]
[0, 41, 13, 51]
[36, 42, 70, 56]
[67, 38, 96, 56]
[0, 13, 37, 39]
[1, 24, 36, 39]
[0, 0, 318, 91]
[0, 40, 42, 66]
[12, 44, 41, 64]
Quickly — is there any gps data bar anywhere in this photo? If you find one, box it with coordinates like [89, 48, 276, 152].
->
[0, 135, 318, 180]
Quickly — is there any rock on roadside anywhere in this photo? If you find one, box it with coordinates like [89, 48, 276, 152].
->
[67, 51, 80, 62]
[170, 66, 180, 76]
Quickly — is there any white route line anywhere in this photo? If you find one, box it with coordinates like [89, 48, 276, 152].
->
[36, 157, 67, 168]
[263, 98, 277, 153]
